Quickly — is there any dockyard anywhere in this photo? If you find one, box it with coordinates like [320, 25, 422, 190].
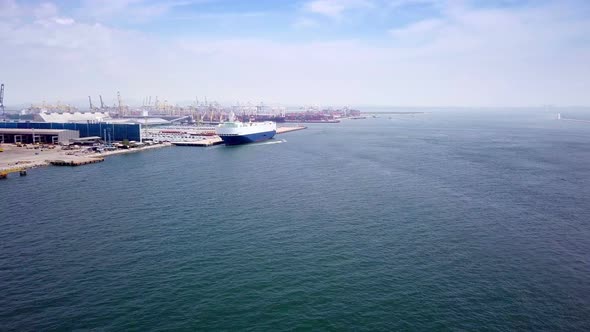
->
[0, 119, 310, 179]
[0, 142, 171, 177]
[0, 86, 368, 179]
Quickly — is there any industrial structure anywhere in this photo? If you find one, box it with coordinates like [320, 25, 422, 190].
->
[0, 128, 79, 144]
[0, 122, 142, 142]
[35, 111, 111, 123]
[0, 83, 5, 119]
[27, 110, 169, 126]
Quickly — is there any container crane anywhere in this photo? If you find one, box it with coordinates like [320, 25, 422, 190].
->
[99, 95, 105, 109]
[88, 96, 94, 111]
[0, 84, 5, 119]
[117, 91, 123, 117]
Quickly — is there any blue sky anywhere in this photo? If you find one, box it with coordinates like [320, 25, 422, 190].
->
[1, 0, 589, 107]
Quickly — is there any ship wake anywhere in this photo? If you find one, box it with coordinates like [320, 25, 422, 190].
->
[252, 139, 286, 146]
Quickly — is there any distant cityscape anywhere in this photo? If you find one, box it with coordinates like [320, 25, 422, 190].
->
[2, 92, 361, 125]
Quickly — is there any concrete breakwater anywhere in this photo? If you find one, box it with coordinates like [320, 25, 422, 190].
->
[277, 126, 307, 134]
[50, 158, 105, 166]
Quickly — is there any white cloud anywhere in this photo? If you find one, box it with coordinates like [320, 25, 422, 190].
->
[381, 1, 590, 105]
[389, 18, 443, 42]
[77, 0, 145, 18]
[54, 17, 75, 25]
[1, 0, 589, 107]
[77, 0, 202, 22]
[304, 0, 374, 18]
[33, 2, 58, 18]
[172, 11, 269, 21]
[0, 0, 20, 17]
[293, 17, 319, 29]
[387, 0, 439, 10]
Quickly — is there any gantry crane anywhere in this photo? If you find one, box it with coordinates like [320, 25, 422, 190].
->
[117, 91, 123, 117]
[0, 84, 5, 119]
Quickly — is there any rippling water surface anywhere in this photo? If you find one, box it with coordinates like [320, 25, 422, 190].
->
[1, 109, 589, 330]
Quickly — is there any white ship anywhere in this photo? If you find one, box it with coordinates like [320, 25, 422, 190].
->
[215, 113, 277, 145]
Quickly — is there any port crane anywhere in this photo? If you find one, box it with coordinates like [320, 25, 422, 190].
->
[117, 91, 123, 117]
[88, 96, 94, 111]
[99, 95, 105, 109]
[0, 83, 5, 119]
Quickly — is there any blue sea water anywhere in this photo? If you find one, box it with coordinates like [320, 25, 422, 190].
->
[1, 109, 589, 331]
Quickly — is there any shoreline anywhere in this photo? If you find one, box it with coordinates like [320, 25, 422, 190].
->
[1, 126, 306, 174]
[0, 143, 171, 173]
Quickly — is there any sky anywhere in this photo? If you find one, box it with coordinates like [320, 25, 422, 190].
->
[1, 0, 589, 107]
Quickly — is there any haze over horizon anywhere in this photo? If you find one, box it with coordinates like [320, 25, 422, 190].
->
[1, 0, 589, 107]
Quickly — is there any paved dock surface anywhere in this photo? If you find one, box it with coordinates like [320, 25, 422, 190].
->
[0, 143, 170, 172]
[172, 138, 223, 146]
[277, 126, 307, 134]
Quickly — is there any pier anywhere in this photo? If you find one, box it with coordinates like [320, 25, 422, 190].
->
[172, 138, 223, 147]
[0, 143, 171, 178]
[0, 167, 27, 179]
[277, 126, 307, 134]
[49, 157, 104, 166]
[169, 126, 306, 147]
[0, 125, 308, 176]
[557, 113, 590, 123]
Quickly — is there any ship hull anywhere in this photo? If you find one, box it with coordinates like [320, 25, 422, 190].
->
[219, 130, 276, 145]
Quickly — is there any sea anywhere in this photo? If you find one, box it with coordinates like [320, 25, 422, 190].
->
[1, 108, 589, 331]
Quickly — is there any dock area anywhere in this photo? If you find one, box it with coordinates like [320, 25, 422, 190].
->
[50, 157, 105, 166]
[0, 125, 309, 177]
[0, 143, 171, 177]
[277, 126, 307, 134]
[0, 167, 28, 179]
[169, 126, 306, 147]
[172, 138, 223, 147]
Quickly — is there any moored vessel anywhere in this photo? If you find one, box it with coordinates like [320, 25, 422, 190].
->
[215, 113, 277, 145]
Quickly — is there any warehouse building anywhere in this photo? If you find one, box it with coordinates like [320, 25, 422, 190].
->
[0, 122, 142, 142]
[0, 128, 79, 144]
[35, 111, 111, 123]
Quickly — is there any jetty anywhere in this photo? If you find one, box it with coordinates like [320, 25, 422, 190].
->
[49, 157, 104, 166]
[0, 167, 28, 179]
[277, 126, 307, 134]
[0, 143, 171, 179]
[170, 126, 306, 147]
[172, 137, 223, 147]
